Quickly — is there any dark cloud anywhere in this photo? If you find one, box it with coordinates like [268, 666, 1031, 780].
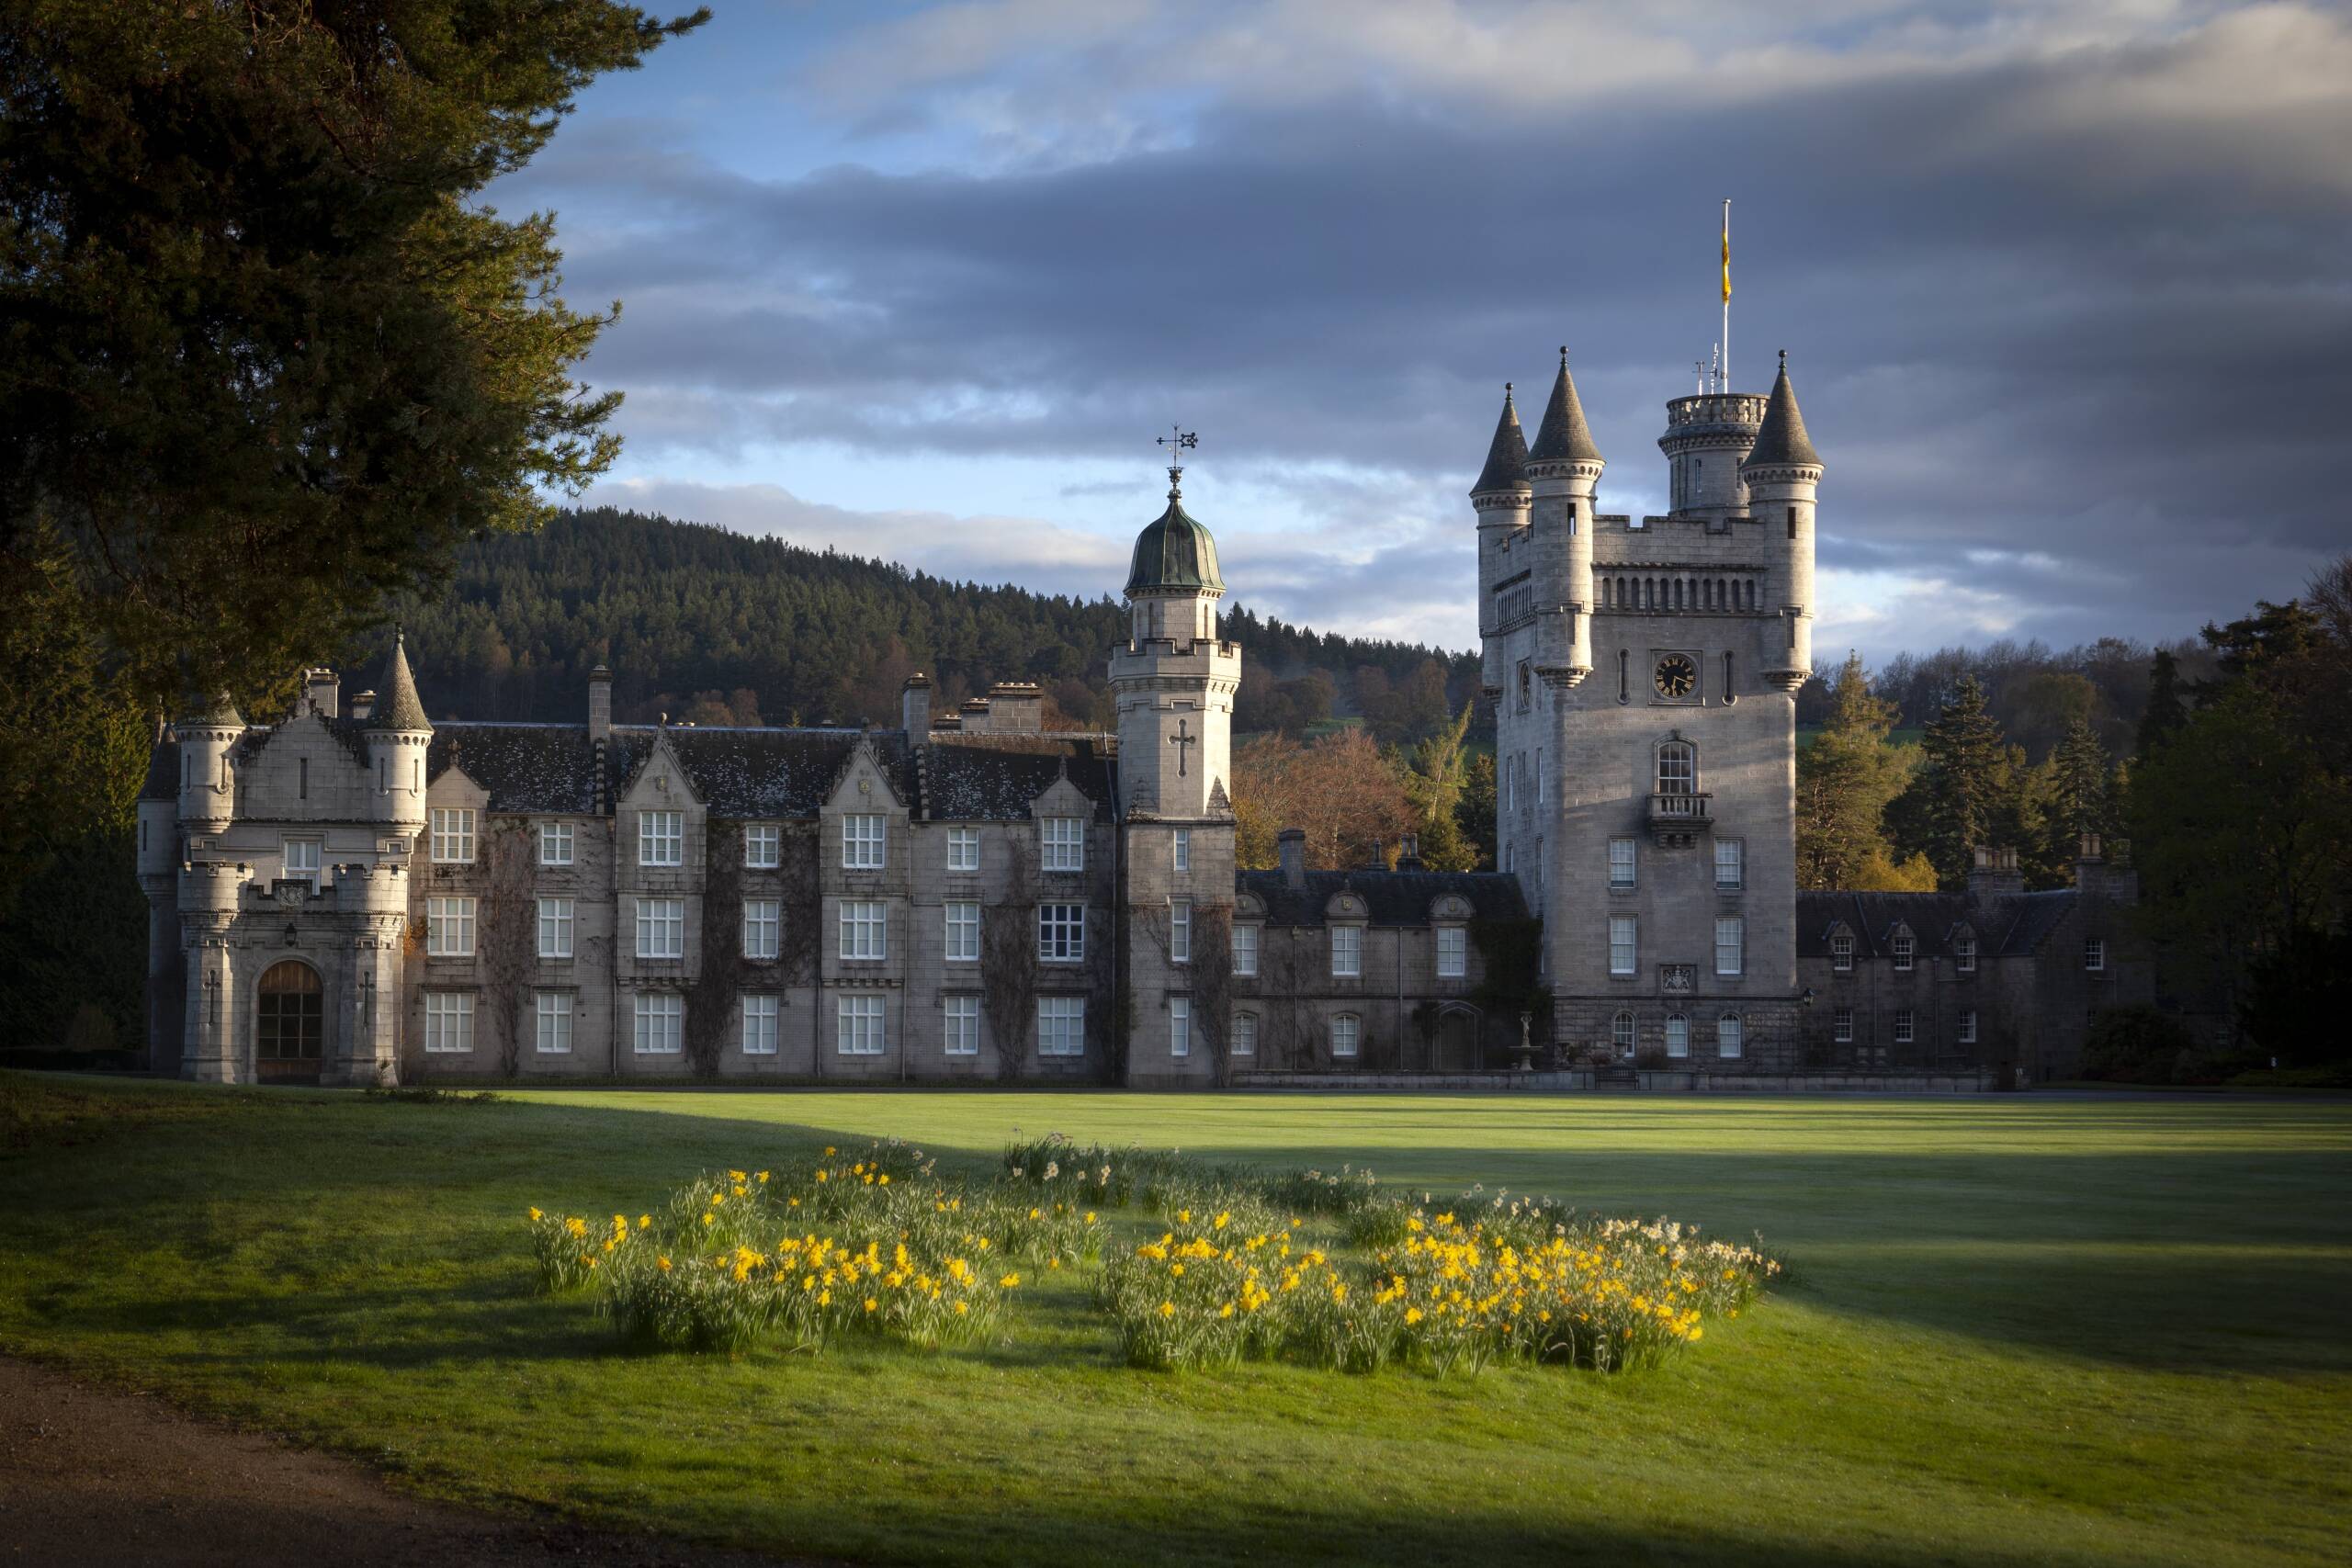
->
[503, 2, 2352, 657]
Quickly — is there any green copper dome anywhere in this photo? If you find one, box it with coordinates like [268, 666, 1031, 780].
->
[1125, 478, 1224, 596]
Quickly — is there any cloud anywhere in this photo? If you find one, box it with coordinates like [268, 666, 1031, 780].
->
[503, 0, 2352, 660]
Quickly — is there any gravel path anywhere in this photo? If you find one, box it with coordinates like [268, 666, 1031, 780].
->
[0, 1358, 811, 1566]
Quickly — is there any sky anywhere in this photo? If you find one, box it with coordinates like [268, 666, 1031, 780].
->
[492, 0, 2352, 661]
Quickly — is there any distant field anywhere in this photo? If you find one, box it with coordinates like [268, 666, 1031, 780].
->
[2, 1075, 2346, 1567]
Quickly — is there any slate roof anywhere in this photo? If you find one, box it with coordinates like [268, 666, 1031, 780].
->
[1527, 352, 1604, 466]
[1125, 487, 1225, 595]
[608, 726, 914, 819]
[376, 633, 432, 731]
[140, 739, 179, 801]
[1470, 386, 1530, 495]
[1743, 353, 1821, 469]
[1796, 889, 2077, 960]
[1237, 869, 1532, 928]
[176, 692, 243, 727]
[432, 723, 602, 814]
[922, 735, 1116, 822]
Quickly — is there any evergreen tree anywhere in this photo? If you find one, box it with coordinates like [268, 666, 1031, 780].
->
[1904, 675, 2012, 889]
[2045, 716, 2112, 861]
[1455, 752, 1498, 871]
[1794, 651, 1917, 890]
[1401, 702, 1477, 872]
[2135, 649, 2188, 757]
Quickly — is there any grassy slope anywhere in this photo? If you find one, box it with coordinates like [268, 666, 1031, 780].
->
[1, 1075, 2346, 1568]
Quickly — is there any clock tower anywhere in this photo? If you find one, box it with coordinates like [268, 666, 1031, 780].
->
[1476, 348, 1820, 1072]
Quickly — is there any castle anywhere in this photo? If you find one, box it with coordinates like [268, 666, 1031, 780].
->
[136, 349, 2146, 1088]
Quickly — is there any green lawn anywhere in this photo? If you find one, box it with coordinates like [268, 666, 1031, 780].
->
[2, 1075, 2346, 1567]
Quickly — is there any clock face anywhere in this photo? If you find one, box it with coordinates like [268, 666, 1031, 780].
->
[1655, 653, 1699, 699]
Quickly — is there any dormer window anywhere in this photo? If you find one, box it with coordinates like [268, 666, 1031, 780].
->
[1041, 817, 1084, 873]
[1831, 931, 1854, 972]
[1955, 931, 1977, 974]
[842, 813, 884, 870]
[1891, 930, 1915, 972]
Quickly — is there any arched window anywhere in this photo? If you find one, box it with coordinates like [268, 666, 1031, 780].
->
[1717, 1012, 1743, 1058]
[1611, 1010, 1635, 1053]
[1657, 741, 1695, 795]
[255, 960, 323, 1081]
[1665, 1013, 1690, 1058]
[1722, 650, 1735, 699]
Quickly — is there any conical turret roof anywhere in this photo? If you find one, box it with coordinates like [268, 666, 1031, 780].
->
[175, 690, 243, 728]
[1469, 385, 1530, 495]
[374, 628, 432, 731]
[1527, 349, 1604, 466]
[1125, 472, 1225, 595]
[1743, 352, 1821, 469]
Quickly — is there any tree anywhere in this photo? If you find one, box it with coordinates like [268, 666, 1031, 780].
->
[1, 0, 704, 705]
[1400, 701, 1477, 872]
[1456, 752, 1498, 871]
[1231, 728, 1414, 871]
[1794, 651, 1916, 890]
[2135, 649, 2188, 758]
[2043, 716, 2113, 862]
[1901, 676, 2014, 889]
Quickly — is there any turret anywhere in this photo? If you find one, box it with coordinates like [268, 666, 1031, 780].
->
[137, 717, 180, 877]
[1109, 462, 1240, 818]
[1470, 384, 1531, 693]
[174, 692, 243, 835]
[1523, 348, 1603, 686]
[365, 628, 433, 832]
[1741, 351, 1823, 691]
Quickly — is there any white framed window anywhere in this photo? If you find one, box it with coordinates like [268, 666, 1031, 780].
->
[1714, 839, 1744, 891]
[1717, 1012, 1743, 1058]
[426, 897, 476, 957]
[1170, 899, 1192, 964]
[944, 901, 978, 962]
[1330, 926, 1362, 978]
[430, 807, 476, 863]
[946, 826, 979, 873]
[424, 991, 473, 1053]
[1172, 829, 1191, 872]
[534, 990, 571, 1055]
[1041, 816, 1084, 872]
[1233, 924, 1260, 977]
[538, 820, 574, 866]
[1232, 1012, 1258, 1057]
[1892, 931, 1915, 971]
[636, 897, 684, 960]
[1715, 916, 1744, 977]
[842, 814, 884, 870]
[1664, 1013, 1690, 1058]
[638, 809, 682, 867]
[633, 992, 683, 1055]
[283, 839, 321, 890]
[1657, 742, 1695, 795]
[1609, 915, 1637, 977]
[1609, 837, 1636, 889]
[741, 994, 779, 1055]
[1329, 1014, 1360, 1058]
[1038, 903, 1085, 964]
[537, 896, 574, 960]
[1832, 931, 1854, 972]
[743, 823, 781, 869]
[839, 900, 887, 961]
[742, 898, 780, 962]
[2085, 938, 2105, 972]
[1959, 1009, 1978, 1045]
[1037, 995, 1084, 1056]
[1894, 1009, 1916, 1044]
[1956, 931, 1977, 974]
[836, 995, 885, 1055]
[1436, 926, 1466, 978]
[1834, 1007, 1854, 1043]
[1170, 995, 1191, 1057]
[944, 994, 979, 1055]
[1611, 1010, 1636, 1052]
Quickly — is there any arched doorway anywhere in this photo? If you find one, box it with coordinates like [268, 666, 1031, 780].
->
[1435, 1004, 1482, 1072]
[254, 960, 323, 1084]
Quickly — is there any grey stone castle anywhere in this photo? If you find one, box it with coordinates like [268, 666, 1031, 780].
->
[137, 350, 2144, 1089]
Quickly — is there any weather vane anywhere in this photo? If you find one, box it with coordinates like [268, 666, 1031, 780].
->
[1157, 426, 1198, 494]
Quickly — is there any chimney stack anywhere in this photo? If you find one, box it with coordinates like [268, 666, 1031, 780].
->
[2075, 832, 2106, 898]
[588, 664, 613, 742]
[1396, 831, 1423, 873]
[987, 682, 1044, 734]
[304, 667, 340, 718]
[1967, 844, 2025, 907]
[1278, 828, 1306, 890]
[901, 672, 933, 737]
[348, 690, 377, 722]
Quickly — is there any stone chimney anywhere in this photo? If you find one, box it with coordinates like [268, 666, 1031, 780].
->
[959, 696, 993, 732]
[2074, 833, 2107, 899]
[304, 667, 340, 718]
[901, 672, 933, 737]
[1395, 831, 1423, 873]
[1967, 844, 2025, 907]
[1278, 828, 1306, 890]
[987, 682, 1044, 734]
[347, 689, 377, 722]
[588, 664, 612, 742]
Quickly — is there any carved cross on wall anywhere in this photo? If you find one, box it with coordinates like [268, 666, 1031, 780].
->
[1169, 718, 1196, 777]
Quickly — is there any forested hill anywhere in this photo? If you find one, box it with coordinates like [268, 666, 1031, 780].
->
[388, 508, 1480, 736]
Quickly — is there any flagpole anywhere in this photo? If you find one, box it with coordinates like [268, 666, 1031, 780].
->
[1721, 197, 1731, 392]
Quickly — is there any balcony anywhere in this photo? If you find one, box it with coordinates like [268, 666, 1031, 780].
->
[1647, 791, 1712, 848]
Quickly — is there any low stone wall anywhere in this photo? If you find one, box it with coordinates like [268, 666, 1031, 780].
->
[1640, 1070, 1996, 1093]
[1228, 1068, 1996, 1093]
[1232, 1070, 1593, 1093]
